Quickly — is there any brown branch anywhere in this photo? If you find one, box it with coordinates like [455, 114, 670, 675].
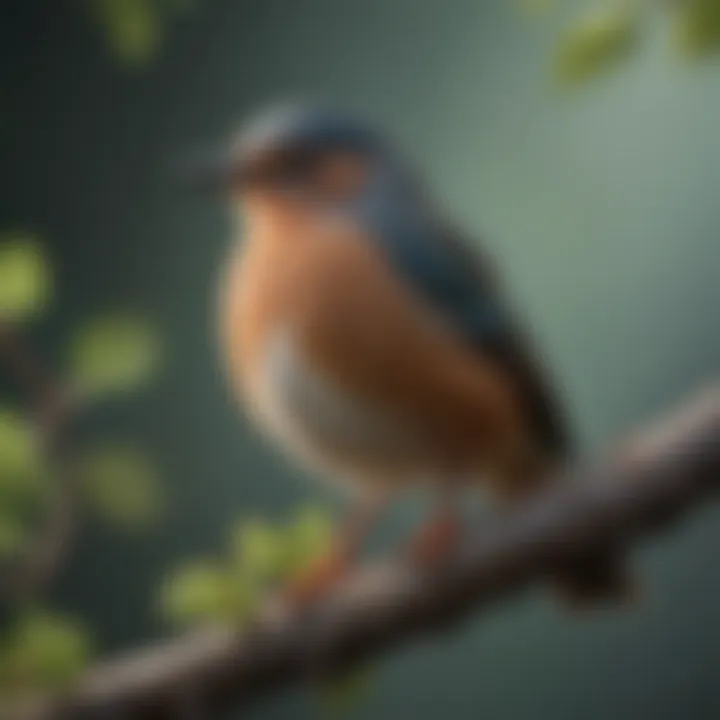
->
[11, 381, 720, 720]
[0, 321, 77, 603]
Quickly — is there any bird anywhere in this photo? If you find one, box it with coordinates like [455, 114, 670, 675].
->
[197, 103, 630, 607]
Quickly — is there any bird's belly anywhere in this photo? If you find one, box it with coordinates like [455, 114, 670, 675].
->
[248, 328, 424, 490]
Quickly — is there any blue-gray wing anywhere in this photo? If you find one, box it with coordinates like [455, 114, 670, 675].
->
[384, 221, 572, 458]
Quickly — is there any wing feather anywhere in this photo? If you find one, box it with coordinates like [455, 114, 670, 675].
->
[381, 219, 572, 459]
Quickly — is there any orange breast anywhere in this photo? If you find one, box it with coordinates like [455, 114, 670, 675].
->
[220, 211, 531, 483]
[220, 212, 325, 397]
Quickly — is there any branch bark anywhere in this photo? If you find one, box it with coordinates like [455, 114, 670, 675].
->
[14, 382, 720, 720]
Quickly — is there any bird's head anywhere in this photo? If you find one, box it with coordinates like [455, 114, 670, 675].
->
[190, 104, 396, 226]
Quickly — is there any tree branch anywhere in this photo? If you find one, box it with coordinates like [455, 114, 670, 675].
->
[12, 382, 720, 720]
[0, 321, 77, 603]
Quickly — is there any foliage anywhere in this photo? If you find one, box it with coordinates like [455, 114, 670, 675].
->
[532, 0, 720, 88]
[0, 236, 164, 549]
[159, 505, 376, 706]
[231, 517, 288, 581]
[68, 315, 161, 399]
[83, 0, 196, 67]
[0, 236, 51, 322]
[0, 410, 45, 499]
[0, 610, 92, 697]
[676, 0, 720, 57]
[0, 235, 161, 698]
[554, 4, 638, 86]
[160, 508, 374, 706]
[0, 410, 48, 560]
[231, 506, 335, 583]
[74, 444, 164, 530]
[161, 505, 335, 630]
[160, 560, 256, 627]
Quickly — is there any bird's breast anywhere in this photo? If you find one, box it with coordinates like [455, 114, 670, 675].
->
[220, 221, 424, 488]
[220, 216, 531, 491]
[249, 326, 425, 487]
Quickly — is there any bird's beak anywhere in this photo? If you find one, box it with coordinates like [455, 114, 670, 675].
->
[181, 145, 304, 196]
[180, 151, 251, 194]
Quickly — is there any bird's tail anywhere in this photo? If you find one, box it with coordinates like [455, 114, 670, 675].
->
[550, 550, 635, 608]
[495, 451, 635, 608]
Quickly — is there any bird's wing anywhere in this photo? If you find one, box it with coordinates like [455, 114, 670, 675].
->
[377, 220, 572, 459]
[273, 221, 531, 475]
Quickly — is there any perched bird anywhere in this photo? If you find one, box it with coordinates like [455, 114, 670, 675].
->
[198, 104, 628, 605]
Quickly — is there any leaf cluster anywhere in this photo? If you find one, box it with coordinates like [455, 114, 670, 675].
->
[83, 0, 196, 67]
[160, 505, 335, 628]
[0, 235, 162, 699]
[0, 610, 92, 702]
[526, 0, 720, 88]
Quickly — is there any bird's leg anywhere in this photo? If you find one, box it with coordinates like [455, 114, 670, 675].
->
[285, 490, 388, 607]
[403, 490, 462, 568]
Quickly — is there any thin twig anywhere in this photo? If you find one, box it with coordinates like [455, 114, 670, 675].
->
[0, 320, 77, 603]
[13, 381, 720, 720]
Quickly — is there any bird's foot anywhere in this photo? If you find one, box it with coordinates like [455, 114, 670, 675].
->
[283, 544, 354, 609]
[404, 511, 461, 569]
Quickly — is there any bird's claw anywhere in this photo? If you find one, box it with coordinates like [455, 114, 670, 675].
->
[404, 513, 460, 569]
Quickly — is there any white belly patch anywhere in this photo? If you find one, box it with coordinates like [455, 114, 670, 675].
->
[249, 329, 422, 485]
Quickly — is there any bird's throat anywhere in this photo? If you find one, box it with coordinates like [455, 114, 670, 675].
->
[239, 193, 316, 246]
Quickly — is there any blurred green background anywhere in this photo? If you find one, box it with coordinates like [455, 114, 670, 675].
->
[1, 0, 720, 718]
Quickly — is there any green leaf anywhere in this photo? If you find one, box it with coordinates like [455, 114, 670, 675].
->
[231, 518, 287, 580]
[230, 506, 334, 581]
[0, 611, 91, 693]
[554, 4, 639, 86]
[68, 315, 161, 398]
[0, 237, 52, 322]
[676, 0, 720, 57]
[93, 0, 163, 67]
[74, 445, 163, 530]
[0, 410, 37, 478]
[160, 560, 257, 628]
[161, 507, 335, 631]
[0, 410, 45, 501]
[285, 505, 334, 574]
[88, 0, 196, 67]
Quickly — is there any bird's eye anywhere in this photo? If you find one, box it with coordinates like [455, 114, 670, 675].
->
[313, 152, 368, 199]
[277, 148, 318, 181]
[255, 148, 367, 199]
